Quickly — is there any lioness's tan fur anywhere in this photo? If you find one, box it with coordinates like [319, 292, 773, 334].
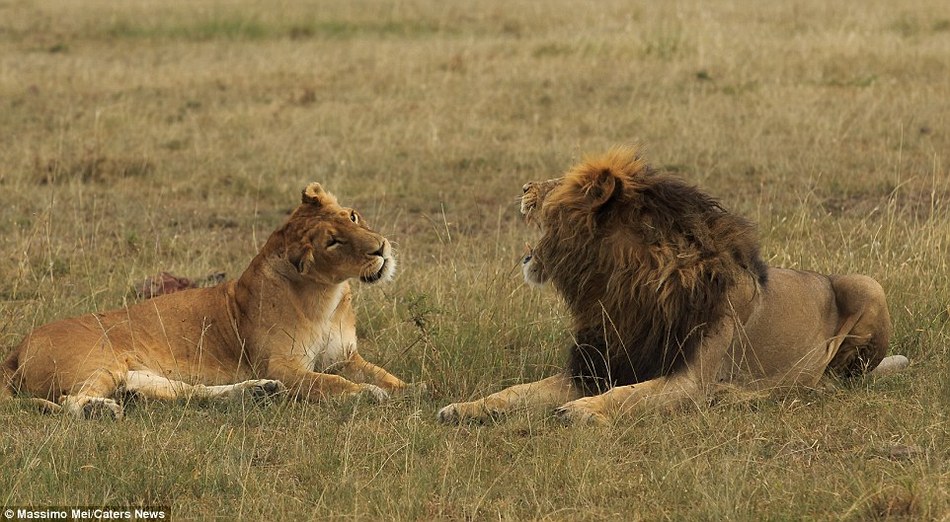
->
[439, 146, 907, 425]
[2, 183, 411, 419]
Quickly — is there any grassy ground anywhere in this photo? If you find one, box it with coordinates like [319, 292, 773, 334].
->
[1, 0, 948, 519]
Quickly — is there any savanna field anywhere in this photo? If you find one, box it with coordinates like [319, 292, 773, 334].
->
[1, 1, 948, 519]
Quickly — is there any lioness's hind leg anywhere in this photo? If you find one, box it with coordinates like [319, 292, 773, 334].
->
[25, 397, 63, 415]
[220, 379, 287, 401]
[60, 395, 124, 420]
[58, 368, 126, 420]
[124, 370, 286, 403]
[827, 275, 891, 377]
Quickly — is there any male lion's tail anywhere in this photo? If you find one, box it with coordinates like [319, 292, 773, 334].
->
[870, 354, 910, 375]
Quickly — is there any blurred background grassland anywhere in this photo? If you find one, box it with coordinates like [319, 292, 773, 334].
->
[0, 0, 948, 520]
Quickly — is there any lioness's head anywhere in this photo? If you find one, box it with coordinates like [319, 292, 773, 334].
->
[275, 183, 395, 285]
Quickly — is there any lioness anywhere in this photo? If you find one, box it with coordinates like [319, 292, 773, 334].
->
[439, 146, 908, 425]
[2, 183, 412, 419]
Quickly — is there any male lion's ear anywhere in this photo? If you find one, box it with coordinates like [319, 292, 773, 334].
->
[583, 169, 620, 211]
[301, 183, 325, 206]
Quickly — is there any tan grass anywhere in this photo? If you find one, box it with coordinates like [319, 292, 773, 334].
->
[1, 0, 949, 519]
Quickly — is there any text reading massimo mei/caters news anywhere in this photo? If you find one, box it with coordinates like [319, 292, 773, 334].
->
[2, 507, 169, 521]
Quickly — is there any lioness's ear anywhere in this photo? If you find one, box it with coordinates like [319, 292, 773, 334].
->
[301, 183, 325, 206]
[583, 169, 619, 210]
[289, 244, 314, 273]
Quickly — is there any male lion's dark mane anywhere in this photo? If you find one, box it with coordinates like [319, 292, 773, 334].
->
[535, 146, 768, 393]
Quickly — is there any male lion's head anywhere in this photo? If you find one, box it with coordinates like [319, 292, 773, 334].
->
[520, 146, 768, 389]
[520, 178, 561, 225]
[520, 178, 561, 286]
[271, 183, 395, 285]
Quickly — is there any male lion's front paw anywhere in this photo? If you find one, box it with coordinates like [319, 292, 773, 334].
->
[554, 398, 608, 426]
[437, 403, 463, 424]
[437, 401, 502, 424]
[355, 383, 390, 403]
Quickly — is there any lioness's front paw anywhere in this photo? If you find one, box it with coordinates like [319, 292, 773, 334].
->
[356, 383, 390, 403]
[394, 381, 429, 398]
[554, 398, 608, 426]
[237, 379, 287, 400]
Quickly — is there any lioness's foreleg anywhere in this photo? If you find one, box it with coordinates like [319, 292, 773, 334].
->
[336, 352, 421, 396]
[324, 290, 408, 400]
[438, 373, 582, 423]
[123, 370, 285, 402]
[267, 360, 390, 403]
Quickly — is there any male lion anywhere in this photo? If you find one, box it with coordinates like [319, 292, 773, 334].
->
[439, 146, 908, 425]
[2, 183, 413, 419]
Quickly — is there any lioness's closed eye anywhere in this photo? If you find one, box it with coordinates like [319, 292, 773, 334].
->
[2, 183, 417, 419]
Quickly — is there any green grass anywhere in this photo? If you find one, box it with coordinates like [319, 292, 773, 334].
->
[1, 0, 949, 519]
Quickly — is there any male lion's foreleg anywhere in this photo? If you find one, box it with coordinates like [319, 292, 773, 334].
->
[557, 323, 735, 425]
[555, 377, 701, 425]
[438, 373, 582, 424]
[338, 353, 417, 393]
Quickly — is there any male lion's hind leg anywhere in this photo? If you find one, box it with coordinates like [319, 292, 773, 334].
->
[438, 373, 582, 424]
[827, 275, 907, 377]
[123, 370, 286, 404]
